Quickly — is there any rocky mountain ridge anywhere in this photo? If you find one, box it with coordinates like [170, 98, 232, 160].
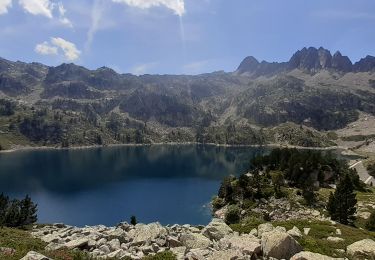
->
[236, 47, 375, 76]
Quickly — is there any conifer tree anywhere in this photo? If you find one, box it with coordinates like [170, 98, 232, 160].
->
[18, 195, 38, 226]
[327, 174, 357, 225]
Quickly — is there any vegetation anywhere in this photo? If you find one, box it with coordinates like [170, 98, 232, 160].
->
[327, 174, 357, 225]
[0, 193, 37, 228]
[130, 215, 137, 226]
[366, 211, 375, 231]
[368, 163, 375, 178]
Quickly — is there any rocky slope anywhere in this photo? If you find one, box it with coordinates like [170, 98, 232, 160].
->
[1, 47, 375, 150]
[21, 218, 375, 260]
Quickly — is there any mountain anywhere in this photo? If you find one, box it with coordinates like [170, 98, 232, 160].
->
[0, 47, 375, 149]
[236, 47, 375, 76]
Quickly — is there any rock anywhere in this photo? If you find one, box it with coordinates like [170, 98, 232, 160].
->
[53, 223, 66, 228]
[261, 230, 302, 259]
[180, 232, 211, 249]
[257, 223, 274, 237]
[327, 236, 344, 243]
[63, 238, 88, 249]
[107, 249, 125, 258]
[206, 249, 244, 260]
[291, 251, 345, 260]
[202, 218, 233, 241]
[275, 226, 287, 233]
[221, 234, 261, 256]
[45, 242, 64, 251]
[128, 223, 167, 245]
[99, 244, 111, 254]
[167, 236, 183, 247]
[108, 238, 121, 251]
[20, 251, 51, 260]
[303, 227, 311, 235]
[41, 234, 61, 244]
[170, 246, 186, 260]
[0, 247, 16, 256]
[357, 211, 371, 220]
[347, 239, 375, 259]
[287, 226, 303, 239]
[335, 229, 341, 236]
[106, 228, 126, 238]
[250, 228, 258, 237]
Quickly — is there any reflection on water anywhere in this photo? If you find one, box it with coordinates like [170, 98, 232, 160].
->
[0, 145, 266, 226]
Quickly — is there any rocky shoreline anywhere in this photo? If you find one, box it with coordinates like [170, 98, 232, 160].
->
[25, 218, 375, 260]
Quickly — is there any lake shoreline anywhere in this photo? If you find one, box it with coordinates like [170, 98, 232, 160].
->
[0, 141, 349, 154]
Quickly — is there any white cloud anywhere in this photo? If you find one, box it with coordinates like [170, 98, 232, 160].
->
[57, 2, 73, 27]
[19, 0, 54, 18]
[35, 41, 58, 55]
[35, 37, 81, 61]
[0, 0, 12, 15]
[130, 62, 158, 75]
[112, 0, 185, 16]
[86, 0, 106, 51]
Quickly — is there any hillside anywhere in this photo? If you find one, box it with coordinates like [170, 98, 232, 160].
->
[1, 47, 375, 150]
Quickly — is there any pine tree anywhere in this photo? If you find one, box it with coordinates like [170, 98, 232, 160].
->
[130, 216, 137, 226]
[327, 174, 357, 225]
[18, 195, 38, 226]
[0, 193, 9, 227]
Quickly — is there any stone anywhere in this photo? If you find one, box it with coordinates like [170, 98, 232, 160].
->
[20, 251, 51, 260]
[347, 239, 375, 259]
[180, 232, 211, 249]
[0, 247, 16, 256]
[303, 227, 311, 235]
[335, 229, 341, 236]
[107, 249, 125, 258]
[41, 234, 61, 244]
[275, 226, 287, 233]
[358, 211, 371, 220]
[170, 246, 186, 260]
[45, 242, 64, 251]
[99, 244, 111, 254]
[287, 226, 303, 239]
[327, 236, 344, 243]
[257, 223, 274, 237]
[250, 228, 258, 236]
[201, 218, 233, 241]
[222, 234, 261, 256]
[108, 238, 121, 251]
[206, 249, 244, 260]
[128, 223, 167, 245]
[261, 230, 302, 259]
[167, 236, 183, 247]
[291, 251, 345, 260]
[63, 238, 88, 249]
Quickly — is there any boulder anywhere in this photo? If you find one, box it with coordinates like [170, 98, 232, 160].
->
[108, 238, 121, 251]
[291, 251, 345, 260]
[257, 223, 274, 237]
[303, 227, 311, 235]
[347, 239, 375, 259]
[327, 236, 344, 243]
[128, 223, 167, 245]
[180, 232, 211, 249]
[206, 249, 244, 260]
[170, 246, 186, 260]
[261, 230, 302, 259]
[20, 251, 51, 260]
[201, 218, 233, 241]
[220, 234, 261, 256]
[0, 247, 16, 256]
[63, 238, 88, 249]
[287, 226, 303, 239]
[107, 249, 126, 258]
[167, 236, 183, 247]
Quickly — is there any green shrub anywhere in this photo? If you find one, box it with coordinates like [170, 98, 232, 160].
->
[212, 197, 225, 211]
[225, 205, 241, 224]
[143, 251, 176, 260]
[366, 211, 375, 231]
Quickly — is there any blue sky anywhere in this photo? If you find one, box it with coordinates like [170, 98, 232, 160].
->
[0, 0, 374, 75]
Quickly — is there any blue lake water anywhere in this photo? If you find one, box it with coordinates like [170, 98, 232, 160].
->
[0, 145, 266, 226]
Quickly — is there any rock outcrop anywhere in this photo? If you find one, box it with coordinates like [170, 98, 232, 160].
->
[291, 251, 345, 260]
[347, 239, 375, 259]
[261, 230, 302, 259]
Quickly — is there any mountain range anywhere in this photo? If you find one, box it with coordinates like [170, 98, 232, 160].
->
[0, 47, 374, 149]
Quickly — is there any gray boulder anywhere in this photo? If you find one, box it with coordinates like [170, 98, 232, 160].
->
[347, 239, 375, 259]
[180, 232, 212, 249]
[257, 223, 274, 237]
[201, 218, 233, 241]
[20, 251, 52, 260]
[291, 251, 345, 260]
[287, 226, 303, 239]
[128, 223, 167, 245]
[261, 230, 302, 259]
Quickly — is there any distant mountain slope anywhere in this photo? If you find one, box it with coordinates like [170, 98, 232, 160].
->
[0, 47, 374, 149]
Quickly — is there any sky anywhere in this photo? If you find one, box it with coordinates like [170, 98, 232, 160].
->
[0, 0, 374, 75]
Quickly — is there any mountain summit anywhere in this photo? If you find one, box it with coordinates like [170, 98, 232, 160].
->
[236, 47, 375, 76]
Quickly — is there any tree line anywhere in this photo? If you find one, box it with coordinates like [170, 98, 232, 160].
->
[0, 193, 37, 228]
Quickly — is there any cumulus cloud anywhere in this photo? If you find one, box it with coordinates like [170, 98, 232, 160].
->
[0, 0, 12, 15]
[35, 37, 81, 61]
[35, 41, 58, 55]
[19, 0, 54, 18]
[112, 0, 185, 16]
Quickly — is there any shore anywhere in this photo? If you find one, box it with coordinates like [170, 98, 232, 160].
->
[0, 141, 351, 154]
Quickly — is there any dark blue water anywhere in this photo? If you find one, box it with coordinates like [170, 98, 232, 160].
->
[0, 145, 266, 226]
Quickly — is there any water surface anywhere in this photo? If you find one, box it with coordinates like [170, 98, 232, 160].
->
[0, 145, 265, 226]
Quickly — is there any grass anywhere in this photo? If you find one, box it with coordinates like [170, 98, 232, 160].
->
[0, 227, 176, 260]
